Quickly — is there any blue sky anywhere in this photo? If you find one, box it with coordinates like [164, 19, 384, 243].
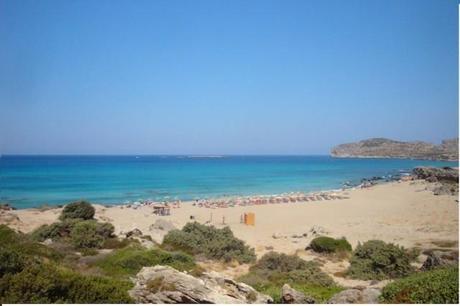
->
[0, 0, 458, 155]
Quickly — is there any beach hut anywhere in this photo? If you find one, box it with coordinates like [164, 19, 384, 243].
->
[244, 212, 255, 226]
[153, 205, 171, 216]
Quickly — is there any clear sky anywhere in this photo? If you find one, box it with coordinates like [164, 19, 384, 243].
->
[0, 0, 458, 155]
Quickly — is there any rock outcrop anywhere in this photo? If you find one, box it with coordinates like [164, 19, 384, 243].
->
[421, 250, 458, 271]
[129, 265, 273, 304]
[413, 167, 458, 183]
[413, 167, 459, 195]
[331, 138, 458, 161]
[149, 219, 177, 243]
[328, 288, 381, 304]
[281, 284, 315, 304]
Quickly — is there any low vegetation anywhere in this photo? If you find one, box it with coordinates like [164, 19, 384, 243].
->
[60, 200, 95, 220]
[31, 204, 114, 252]
[0, 261, 133, 303]
[347, 240, 415, 280]
[0, 224, 61, 262]
[95, 246, 197, 278]
[162, 222, 256, 263]
[70, 220, 114, 249]
[309, 236, 352, 254]
[238, 252, 342, 302]
[0, 223, 132, 303]
[380, 266, 459, 303]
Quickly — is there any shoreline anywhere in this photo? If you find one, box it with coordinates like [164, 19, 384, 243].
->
[2, 173, 404, 211]
[3, 178, 458, 258]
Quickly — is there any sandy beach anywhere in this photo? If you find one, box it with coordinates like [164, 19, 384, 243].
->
[4, 179, 458, 257]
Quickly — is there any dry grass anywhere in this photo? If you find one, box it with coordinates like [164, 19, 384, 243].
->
[146, 276, 176, 293]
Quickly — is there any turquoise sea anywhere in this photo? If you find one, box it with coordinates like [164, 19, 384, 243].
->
[0, 155, 457, 209]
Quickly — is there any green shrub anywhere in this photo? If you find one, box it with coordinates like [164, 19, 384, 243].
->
[252, 251, 315, 272]
[380, 266, 458, 303]
[0, 225, 61, 261]
[238, 252, 341, 302]
[31, 219, 80, 241]
[0, 248, 27, 277]
[347, 240, 414, 280]
[95, 246, 197, 278]
[32, 218, 114, 251]
[309, 236, 352, 254]
[0, 262, 133, 303]
[70, 220, 112, 249]
[60, 201, 95, 220]
[95, 222, 115, 238]
[163, 222, 256, 263]
[0, 225, 132, 303]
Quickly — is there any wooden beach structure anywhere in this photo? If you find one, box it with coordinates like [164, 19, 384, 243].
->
[153, 204, 171, 216]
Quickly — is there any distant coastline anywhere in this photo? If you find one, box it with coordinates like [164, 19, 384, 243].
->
[331, 138, 459, 161]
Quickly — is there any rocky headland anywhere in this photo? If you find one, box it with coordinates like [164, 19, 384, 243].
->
[331, 138, 458, 161]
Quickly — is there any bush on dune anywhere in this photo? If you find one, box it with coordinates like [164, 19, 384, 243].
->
[70, 220, 114, 249]
[380, 266, 458, 303]
[252, 251, 317, 273]
[162, 222, 256, 263]
[31, 201, 115, 252]
[95, 246, 197, 278]
[347, 240, 415, 280]
[31, 219, 80, 241]
[309, 236, 352, 254]
[238, 252, 341, 302]
[60, 200, 95, 220]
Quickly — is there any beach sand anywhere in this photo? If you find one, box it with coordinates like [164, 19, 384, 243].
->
[4, 180, 458, 256]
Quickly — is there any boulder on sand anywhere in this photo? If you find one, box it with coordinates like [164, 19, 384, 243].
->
[125, 228, 143, 238]
[129, 265, 273, 304]
[281, 284, 315, 304]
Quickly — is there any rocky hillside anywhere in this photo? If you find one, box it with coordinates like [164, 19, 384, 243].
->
[331, 138, 458, 161]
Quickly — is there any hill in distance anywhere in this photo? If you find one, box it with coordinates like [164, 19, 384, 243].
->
[331, 138, 458, 161]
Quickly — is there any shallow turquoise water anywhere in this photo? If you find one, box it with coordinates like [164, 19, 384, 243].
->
[0, 155, 457, 209]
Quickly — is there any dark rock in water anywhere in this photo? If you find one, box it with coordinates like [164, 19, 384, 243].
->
[129, 265, 273, 304]
[331, 138, 458, 161]
[421, 250, 458, 271]
[0, 203, 16, 211]
[281, 284, 315, 304]
[328, 288, 381, 304]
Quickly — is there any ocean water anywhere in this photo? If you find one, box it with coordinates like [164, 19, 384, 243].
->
[0, 155, 457, 209]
